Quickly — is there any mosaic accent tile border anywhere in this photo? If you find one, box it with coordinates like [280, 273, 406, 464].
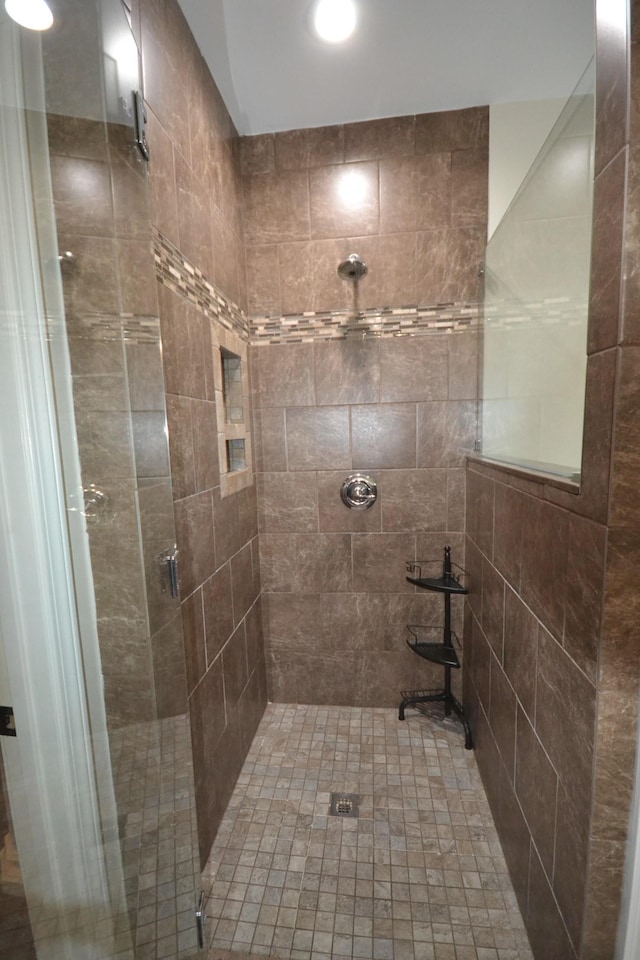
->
[154, 232, 249, 341]
[484, 296, 589, 330]
[250, 302, 480, 345]
[61, 315, 162, 344]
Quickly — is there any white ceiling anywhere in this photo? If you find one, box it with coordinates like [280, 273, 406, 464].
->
[177, 0, 594, 136]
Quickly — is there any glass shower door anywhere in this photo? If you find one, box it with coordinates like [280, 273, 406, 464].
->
[0, 2, 201, 957]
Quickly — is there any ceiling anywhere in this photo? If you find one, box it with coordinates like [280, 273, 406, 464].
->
[177, 0, 594, 136]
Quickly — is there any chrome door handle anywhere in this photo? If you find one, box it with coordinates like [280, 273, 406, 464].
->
[159, 546, 180, 598]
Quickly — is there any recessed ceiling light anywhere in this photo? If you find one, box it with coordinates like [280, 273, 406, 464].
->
[4, 0, 54, 31]
[313, 0, 357, 44]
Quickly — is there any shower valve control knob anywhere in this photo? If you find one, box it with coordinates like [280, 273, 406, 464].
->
[341, 474, 377, 510]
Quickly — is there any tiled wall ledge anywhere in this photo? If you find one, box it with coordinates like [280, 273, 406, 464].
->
[467, 455, 581, 496]
[154, 231, 249, 341]
[250, 301, 480, 345]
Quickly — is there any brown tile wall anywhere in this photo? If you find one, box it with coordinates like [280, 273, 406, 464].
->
[465, 2, 640, 958]
[252, 331, 478, 706]
[241, 109, 488, 316]
[138, 0, 266, 867]
[246, 108, 487, 708]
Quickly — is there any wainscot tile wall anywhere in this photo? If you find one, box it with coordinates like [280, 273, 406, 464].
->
[463, 2, 640, 958]
[139, 0, 267, 866]
[245, 107, 488, 708]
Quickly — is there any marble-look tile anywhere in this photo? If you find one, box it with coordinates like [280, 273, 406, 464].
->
[415, 107, 489, 154]
[50, 156, 114, 236]
[166, 393, 195, 499]
[89, 534, 147, 623]
[379, 468, 447, 532]
[591, 687, 639, 844]
[594, 0, 629, 175]
[309, 161, 379, 239]
[211, 487, 242, 568]
[203, 563, 234, 664]
[514, 707, 557, 875]
[588, 148, 625, 352]
[181, 588, 205, 693]
[98, 616, 154, 727]
[379, 154, 450, 234]
[192, 398, 220, 492]
[598, 526, 640, 688]
[274, 125, 345, 170]
[379, 335, 448, 402]
[174, 149, 213, 279]
[246, 244, 281, 317]
[277, 238, 350, 314]
[211, 207, 242, 308]
[417, 400, 476, 467]
[126, 340, 165, 412]
[465, 468, 494, 559]
[252, 342, 315, 407]
[317, 470, 382, 532]
[110, 149, 150, 242]
[464, 537, 483, 622]
[610, 346, 640, 526]
[535, 627, 596, 814]
[352, 232, 417, 309]
[481, 557, 505, 659]
[147, 107, 180, 244]
[581, 838, 628, 960]
[131, 410, 170, 478]
[351, 533, 415, 594]
[262, 592, 324, 644]
[238, 660, 267, 756]
[243, 600, 265, 676]
[520, 497, 568, 641]
[222, 623, 248, 714]
[320, 592, 442, 655]
[174, 490, 215, 597]
[314, 338, 380, 405]
[564, 514, 606, 682]
[451, 148, 488, 228]
[489, 658, 517, 781]
[189, 656, 226, 791]
[446, 468, 466, 532]
[58, 234, 119, 316]
[493, 482, 523, 588]
[351, 403, 416, 468]
[47, 113, 107, 161]
[344, 116, 415, 162]
[151, 614, 188, 718]
[75, 409, 135, 479]
[497, 763, 531, 917]
[503, 587, 538, 720]
[257, 472, 319, 533]
[252, 406, 287, 472]
[159, 285, 208, 400]
[140, 0, 192, 159]
[416, 227, 485, 304]
[553, 784, 590, 953]
[466, 611, 492, 719]
[526, 846, 577, 960]
[621, 143, 640, 346]
[239, 134, 275, 175]
[259, 533, 352, 593]
[448, 329, 478, 400]
[285, 406, 350, 471]
[230, 542, 258, 625]
[72, 373, 128, 413]
[242, 170, 310, 244]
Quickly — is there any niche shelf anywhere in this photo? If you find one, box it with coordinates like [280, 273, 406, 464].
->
[399, 545, 473, 750]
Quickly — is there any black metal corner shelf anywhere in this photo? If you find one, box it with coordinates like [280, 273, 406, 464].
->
[400, 546, 473, 750]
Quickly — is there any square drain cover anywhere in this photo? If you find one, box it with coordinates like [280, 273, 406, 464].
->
[329, 792, 360, 818]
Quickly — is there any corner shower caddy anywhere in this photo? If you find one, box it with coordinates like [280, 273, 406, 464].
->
[399, 546, 473, 750]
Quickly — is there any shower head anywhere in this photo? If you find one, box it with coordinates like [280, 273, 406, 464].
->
[338, 253, 368, 281]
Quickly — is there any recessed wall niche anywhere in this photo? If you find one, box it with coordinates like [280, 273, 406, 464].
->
[214, 330, 253, 496]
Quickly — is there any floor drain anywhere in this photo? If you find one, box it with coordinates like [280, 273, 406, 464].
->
[329, 792, 360, 817]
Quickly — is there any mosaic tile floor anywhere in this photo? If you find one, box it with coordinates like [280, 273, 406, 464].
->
[203, 704, 533, 960]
